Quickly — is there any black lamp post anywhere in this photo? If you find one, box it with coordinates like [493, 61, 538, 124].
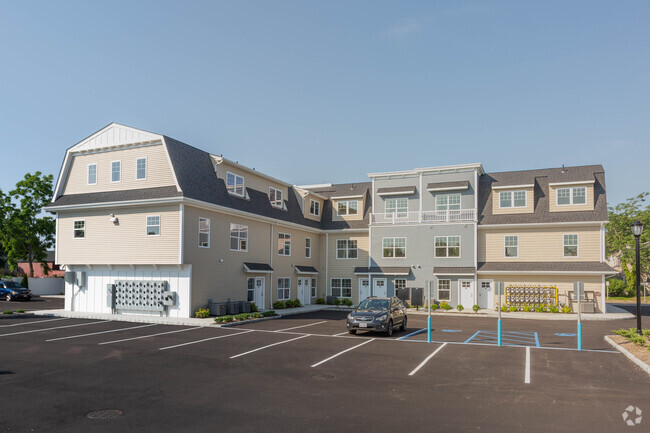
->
[631, 220, 644, 335]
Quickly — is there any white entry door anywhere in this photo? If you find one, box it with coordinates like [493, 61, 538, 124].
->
[459, 280, 474, 309]
[255, 277, 265, 309]
[478, 280, 494, 310]
[297, 278, 305, 305]
[302, 278, 311, 305]
[359, 278, 370, 301]
[373, 278, 387, 297]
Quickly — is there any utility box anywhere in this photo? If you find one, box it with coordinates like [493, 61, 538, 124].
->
[64, 271, 76, 284]
[162, 291, 177, 306]
[239, 301, 251, 313]
[226, 302, 240, 315]
[76, 271, 87, 288]
[208, 301, 227, 316]
[107, 284, 115, 310]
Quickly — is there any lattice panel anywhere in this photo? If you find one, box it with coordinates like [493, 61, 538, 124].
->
[113, 280, 168, 312]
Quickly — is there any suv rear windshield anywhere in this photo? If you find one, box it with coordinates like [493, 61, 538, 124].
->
[358, 299, 390, 311]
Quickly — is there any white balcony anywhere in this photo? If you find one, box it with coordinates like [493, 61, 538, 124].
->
[371, 209, 476, 225]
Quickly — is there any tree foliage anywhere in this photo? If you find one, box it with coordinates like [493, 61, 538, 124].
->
[606, 192, 650, 278]
[0, 172, 55, 277]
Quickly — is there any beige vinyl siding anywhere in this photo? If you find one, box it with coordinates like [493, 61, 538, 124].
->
[63, 144, 176, 195]
[213, 159, 289, 205]
[326, 233, 369, 304]
[549, 184, 594, 212]
[480, 274, 603, 312]
[332, 198, 364, 222]
[492, 187, 534, 215]
[478, 226, 601, 262]
[57, 205, 180, 265]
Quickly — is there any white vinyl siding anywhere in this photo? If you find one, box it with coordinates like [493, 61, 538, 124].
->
[146, 216, 160, 236]
[564, 234, 579, 257]
[337, 200, 358, 216]
[198, 217, 210, 248]
[434, 236, 461, 258]
[277, 278, 290, 300]
[331, 278, 352, 298]
[557, 187, 586, 205]
[504, 235, 518, 258]
[230, 224, 248, 252]
[269, 187, 283, 208]
[278, 233, 291, 256]
[226, 172, 245, 197]
[87, 164, 97, 185]
[336, 239, 358, 259]
[136, 157, 147, 180]
[383, 237, 406, 258]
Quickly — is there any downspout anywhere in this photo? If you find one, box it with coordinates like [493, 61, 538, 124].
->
[325, 232, 329, 297]
[370, 177, 375, 293]
[179, 204, 184, 264]
[419, 172, 423, 223]
[474, 169, 479, 305]
[270, 223, 274, 310]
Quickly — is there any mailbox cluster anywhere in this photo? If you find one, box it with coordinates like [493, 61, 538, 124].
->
[108, 280, 177, 312]
[505, 285, 558, 310]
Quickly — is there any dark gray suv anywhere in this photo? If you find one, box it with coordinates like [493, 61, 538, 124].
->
[346, 296, 407, 336]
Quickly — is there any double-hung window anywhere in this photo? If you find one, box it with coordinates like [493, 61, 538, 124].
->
[146, 216, 160, 236]
[277, 278, 290, 300]
[311, 278, 317, 297]
[226, 172, 245, 197]
[336, 239, 358, 259]
[278, 233, 291, 256]
[385, 198, 408, 216]
[557, 187, 586, 205]
[337, 200, 358, 216]
[269, 187, 283, 208]
[247, 278, 255, 302]
[436, 194, 461, 211]
[230, 224, 248, 251]
[73, 220, 85, 239]
[136, 158, 147, 180]
[87, 164, 97, 185]
[198, 217, 210, 248]
[563, 234, 578, 257]
[499, 190, 526, 208]
[394, 279, 407, 290]
[111, 161, 121, 183]
[383, 237, 406, 258]
[437, 280, 451, 301]
[504, 235, 518, 258]
[434, 236, 461, 257]
[309, 199, 320, 216]
[331, 278, 352, 298]
[305, 238, 311, 258]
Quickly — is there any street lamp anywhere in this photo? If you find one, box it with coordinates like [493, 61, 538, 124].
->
[631, 220, 644, 335]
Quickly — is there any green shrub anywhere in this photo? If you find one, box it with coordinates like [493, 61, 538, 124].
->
[607, 279, 627, 297]
[292, 298, 302, 308]
[262, 310, 276, 317]
[439, 302, 452, 310]
[613, 328, 650, 346]
[508, 305, 518, 312]
[316, 298, 325, 305]
[548, 304, 559, 313]
[523, 304, 533, 312]
[456, 304, 464, 311]
[16, 309, 25, 313]
[20, 275, 28, 288]
[333, 298, 341, 306]
[195, 308, 210, 318]
[342, 298, 353, 307]
[534, 304, 547, 313]
[431, 304, 439, 311]
[501, 305, 509, 312]
[561, 304, 572, 314]
[472, 304, 480, 313]
[251, 312, 261, 318]
[235, 313, 250, 321]
[214, 315, 234, 323]
[273, 301, 286, 309]
[250, 303, 258, 313]
[3, 310, 13, 315]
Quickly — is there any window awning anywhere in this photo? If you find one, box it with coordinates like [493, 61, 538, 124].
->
[377, 186, 416, 196]
[295, 265, 318, 275]
[354, 266, 411, 276]
[243, 262, 274, 273]
[426, 181, 470, 192]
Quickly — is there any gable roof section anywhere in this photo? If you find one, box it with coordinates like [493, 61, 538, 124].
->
[308, 182, 372, 230]
[478, 165, 608, 225]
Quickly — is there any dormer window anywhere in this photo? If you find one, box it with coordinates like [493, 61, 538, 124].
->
[226, 172, 245, 197]
[337, 200, 358, 216]
[309, 199, 320, 216]
[269, 187, 283, 208]
[557, 187, 586, 205]
[499, 190, 526, 208]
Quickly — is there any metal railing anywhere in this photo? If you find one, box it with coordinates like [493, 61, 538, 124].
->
[371, 209, 476, 225]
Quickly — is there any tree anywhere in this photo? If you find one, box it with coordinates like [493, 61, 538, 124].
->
[0, 172, 55, 277]
[606, 192, 650, 278]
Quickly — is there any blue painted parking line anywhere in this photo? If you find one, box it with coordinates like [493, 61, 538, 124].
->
[465, 330, 540, 347]
[464, 331, 481, 343]
[398, 328, 427, 341]
[441, 329, 462, 333]
[555, 333, 577, 337]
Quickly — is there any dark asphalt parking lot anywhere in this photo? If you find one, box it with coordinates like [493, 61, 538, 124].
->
[1, 311, 649, 433]
[0, 295, 64, 313]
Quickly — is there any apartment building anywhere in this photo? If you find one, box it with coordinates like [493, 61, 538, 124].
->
[45, 123, 615, 317]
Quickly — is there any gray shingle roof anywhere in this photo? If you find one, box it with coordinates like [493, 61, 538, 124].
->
[49, 186, 182, 206]
[478, 165, 608, 225]
[353, 266, 411, 275]
[309, 182, 372, 230]
[433, 266, 476, 274]
[243, 263, 274, 272]
[477, 262, 616, 273]
[295, 265, 318, 274]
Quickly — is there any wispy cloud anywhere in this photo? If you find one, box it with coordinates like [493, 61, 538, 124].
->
[385, 17, 430, 40]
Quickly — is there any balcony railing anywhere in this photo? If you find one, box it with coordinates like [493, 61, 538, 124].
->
[371, 209, 476, 225]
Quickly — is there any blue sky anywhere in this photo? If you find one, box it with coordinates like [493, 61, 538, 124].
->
[1, 1, 648, 206]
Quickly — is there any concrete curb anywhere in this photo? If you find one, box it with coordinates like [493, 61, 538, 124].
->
[220, 315, 281, 327]
[404, 309, 633, 321]
[604, 335, 650, 376]
[28, 309, 220, 328]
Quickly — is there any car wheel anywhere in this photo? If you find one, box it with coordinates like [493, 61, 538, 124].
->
[5, 294, 12, 302]
[400, 316, 407, 331]
[387, 320, 393, 336]
[349, 330, 357, 335]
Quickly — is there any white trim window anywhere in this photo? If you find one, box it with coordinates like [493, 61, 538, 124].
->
[437, 279, 451, 301]
[309, 199, 320, 216]
[394, 279, 407, 290]
[230, 224, 248, 251]
[383, 237, 406, 258]
[136, 157, 147, 180]
[111, 161, 121, 183]
[557, 187, 586, 205]
[331, 278, 352, 298]
[435, 194, 461, 211]
[277, 278, 290, 300]
[87, 164, 97, 185]
[73, 220, 85, 239]
[146, 216, 160, 236]
[337, 200, 358, 216]
[305, 237, 311, 258]
[336, 239, 358, 259]
[247, 278, 255, 302]
[434, 236, 461, 258]
[198, 217, 210, 248]
[385, 198, 408, 216]
[226, 172, 245, 197]
[499, 190, 526, 208]
[504, 235, 518, 258]
[311, 278, 317, 297]
[269, 187, 283, 208]
[278, 233, 291, 256]
[563, 234, 579, 257]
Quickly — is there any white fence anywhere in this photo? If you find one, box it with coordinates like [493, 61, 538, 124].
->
[371, 209, 476, 225]
[7, 277, 64, 295]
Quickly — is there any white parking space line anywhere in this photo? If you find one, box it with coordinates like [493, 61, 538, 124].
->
[159, 329, 254, 351]
[331, 331, 349, 337]
[0, 318, 70, 328]
[311, 338, 375, 368]
[0, 320, 110, 337]
[275, 321, 328, 332]
[408, 343, 448, 376]
[525, 346, 531, 384]
[100, 326, 202, 345]
[230, 334, 310, 359]
[46, 324, 157, 342]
